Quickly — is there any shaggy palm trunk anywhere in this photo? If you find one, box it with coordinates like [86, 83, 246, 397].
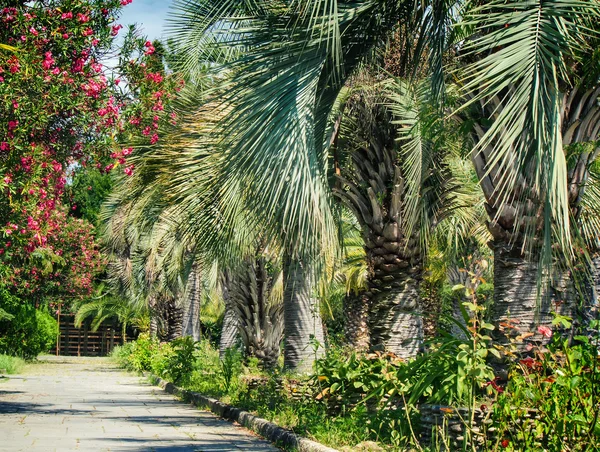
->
[283, 259, 324, 373]
[590, 256, 600, 320]
[365, 234, 423, 359]
[332, 91, 426, 360]
[165, 297, 184, 342]
[492, 242, 573, 341]
[343, 294, 370, 351]
[230, 257, 283, 369]
[219, 271, 239, 357]
[471, 87, 598, 343]
[182, 264, 201, 341]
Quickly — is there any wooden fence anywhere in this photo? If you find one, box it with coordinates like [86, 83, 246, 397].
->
[56, 314, 124, 357]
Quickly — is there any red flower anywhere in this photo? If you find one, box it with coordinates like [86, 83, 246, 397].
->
[519, 357, 537, 369]
[501, 439, 509, 448]
[537, 325, 552, 339]
[111, 24, 123, 36]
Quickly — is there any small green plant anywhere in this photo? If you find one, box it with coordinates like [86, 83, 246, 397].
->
[0, 354, 26, 374]
[165, 336, 198, 386]
[122, 333, 158, 372]
[221, 346, 242, 392]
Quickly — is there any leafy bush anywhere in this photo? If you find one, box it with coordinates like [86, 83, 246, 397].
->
[0, 287, 58, 359]
[489, 333, 600, 451]
[0, 354, 26, 374]
[163, 337, 198, 386]
[221, 346, 243, 392]
[121, 333, 159, 372]
[150, 341, 175, 378]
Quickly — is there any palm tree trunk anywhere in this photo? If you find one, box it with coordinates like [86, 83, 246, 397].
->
[166, 297, 184, 342]
[219, 271, 239, 357]
[366, 250, 423, 359]
[283, 259, 324, 373]
[182, 264, 202, 341]
[149, 316, 158, 338]
[343, 294, 370, 351]
[230, 257, 283, 369]
[492, 241, 572, 343]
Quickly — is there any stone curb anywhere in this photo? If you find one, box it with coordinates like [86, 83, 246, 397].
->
[146, 373, 339, 452]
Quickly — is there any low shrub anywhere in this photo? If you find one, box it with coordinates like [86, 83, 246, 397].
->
[120, 333, 159, 372]
[0, 354, 26, 374]
[164, 337, 198, 386]
[489, 332, 600, 451]
[0, 287, 58, 359]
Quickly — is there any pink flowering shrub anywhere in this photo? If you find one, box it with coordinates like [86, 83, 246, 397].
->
[0, 0, 178, 307]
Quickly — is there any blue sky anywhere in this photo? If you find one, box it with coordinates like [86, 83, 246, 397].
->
[119, 0, 173, 41]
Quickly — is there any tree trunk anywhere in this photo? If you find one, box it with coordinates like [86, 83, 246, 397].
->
[219, 271, 239, 357]
[283, 259, 325, 373]
[166, 297, 183, 342]
[182, 264, 202, 341]
[589, 255, 600, 323]
[366, 256, 423, 359]
[149, 315, 158, 338]
[492, 242, 573, 344]
[230, 257, 283, 369]
[343, 294, 370, 351]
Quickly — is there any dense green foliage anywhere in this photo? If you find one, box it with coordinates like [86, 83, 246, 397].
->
[114, 315, 600, 451]
[490, 334, 600, 451]
[0, 285, 58, 359]
[0, 354, 26, 374]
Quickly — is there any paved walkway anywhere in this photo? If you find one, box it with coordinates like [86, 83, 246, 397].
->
[0, 356, 279, 452]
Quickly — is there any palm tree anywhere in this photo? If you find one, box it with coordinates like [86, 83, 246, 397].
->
[458, 1, 600, 338]
[166, 0, 599, 352]
[330, 77, 456, 358]
[181, 262, 202, 341]
[229, 253, 284, 369]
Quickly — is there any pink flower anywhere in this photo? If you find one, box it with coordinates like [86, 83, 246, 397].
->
[82, 28, 93, 37]
[77, 13, 90, 23]
[537, 325, 552, 339]
[29, 27, 38, 36]
[0, 142, 9, 152]
[121, 0, 133, 4]
[124, 165, 134, 176]
[91, 38, 99, 46]
[62, 33, 69, 39]
[61, 12, 73, 19]
[8, 120, 18, 131]
[114, 78, 120, 85]
[150, 133, 159, 144]
[122, 147, 133, 156]
[111, 24, 123, 36]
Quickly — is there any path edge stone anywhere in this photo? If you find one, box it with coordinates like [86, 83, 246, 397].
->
[146, 373, 339, 452]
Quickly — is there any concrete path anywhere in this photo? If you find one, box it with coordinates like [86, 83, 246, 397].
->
[0, 356, 279, 452]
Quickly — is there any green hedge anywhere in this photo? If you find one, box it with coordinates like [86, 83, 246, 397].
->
[0, 287, 58, 359]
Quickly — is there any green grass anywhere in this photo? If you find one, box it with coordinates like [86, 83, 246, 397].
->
[0, 354, 26, 374]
